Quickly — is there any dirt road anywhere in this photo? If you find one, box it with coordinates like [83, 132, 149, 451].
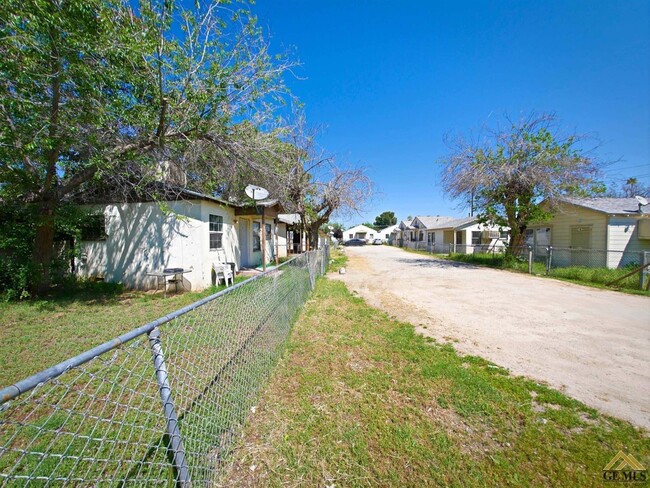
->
[331, 245, 650, 429]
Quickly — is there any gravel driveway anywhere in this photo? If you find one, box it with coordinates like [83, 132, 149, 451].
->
[331, 245, 650, 429]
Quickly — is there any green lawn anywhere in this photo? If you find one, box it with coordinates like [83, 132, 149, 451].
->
[224, 278, 649, 487]
[0, 278, 245, 387]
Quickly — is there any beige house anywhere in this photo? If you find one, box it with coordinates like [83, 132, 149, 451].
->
[527, 197, 650, 268]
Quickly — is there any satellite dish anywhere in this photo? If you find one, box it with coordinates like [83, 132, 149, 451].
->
[245, 184, 269, 201]
[635, 195, 649, 206]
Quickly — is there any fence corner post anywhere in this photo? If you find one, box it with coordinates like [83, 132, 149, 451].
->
[528, 245, 533, 274]
[148, 328, 191, 487]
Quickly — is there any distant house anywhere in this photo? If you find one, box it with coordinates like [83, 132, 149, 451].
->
[527, 197, 650, 268]
[377, 224, 398, 243]
[392, 219, 414, 245]
[76, 189, 284, 291]
[407, 215, 507, 253]
[277, 213, 308, 255]
[343, 224, 378, 241]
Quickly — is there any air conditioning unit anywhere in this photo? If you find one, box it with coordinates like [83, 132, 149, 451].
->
[482, 230, 500, 239]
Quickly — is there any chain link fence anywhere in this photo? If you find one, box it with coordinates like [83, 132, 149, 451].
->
[0, 247, 329, 486]
[391, 240, 649, 290]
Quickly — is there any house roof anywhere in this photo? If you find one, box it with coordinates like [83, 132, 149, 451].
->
[344, 224, 377, 234]
[397, 219, 413, 230]
[411, 215, 477, 230]
[378, 224, 398, 234]
[437, 216, 477, 229]
[412, 215, 454, 229]
[559, 197, 646, 215]
[278, 213, 301, 225]
[177, 188, 237, 207]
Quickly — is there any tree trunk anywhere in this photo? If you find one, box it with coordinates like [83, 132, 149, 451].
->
[308, 223, 320, 250]
[31, 201, 57, 295]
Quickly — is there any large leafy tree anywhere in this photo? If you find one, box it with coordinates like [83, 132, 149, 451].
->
[373, 211, 397, 228]
[0, 0, 295, 293]
[440, 113, 601, 254]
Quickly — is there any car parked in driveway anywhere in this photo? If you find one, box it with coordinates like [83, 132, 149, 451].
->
[372, 238, 383, 245]
[344, 238, 367, 246]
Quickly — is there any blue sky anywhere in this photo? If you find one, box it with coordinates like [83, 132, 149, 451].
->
[252, 0, 650, 227]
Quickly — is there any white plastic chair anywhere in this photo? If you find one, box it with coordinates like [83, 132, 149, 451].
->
[213, 262, 233, 287]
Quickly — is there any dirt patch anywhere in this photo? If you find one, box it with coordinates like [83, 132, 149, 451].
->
[331, 246, 650, 430]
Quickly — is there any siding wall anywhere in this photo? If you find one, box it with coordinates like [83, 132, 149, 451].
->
[530, 204, 608, 249]
[529, 203, 650, 268]
[606, 217, 650, 267]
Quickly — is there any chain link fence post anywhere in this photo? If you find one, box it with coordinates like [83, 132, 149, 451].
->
[546, 246, 553, 275]
[641, 251, 649, 290]
[528, 245, 533, 274]
[148, 328, 191, 486]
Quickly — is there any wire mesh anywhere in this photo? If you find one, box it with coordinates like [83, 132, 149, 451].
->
[0, 247, 330, 486]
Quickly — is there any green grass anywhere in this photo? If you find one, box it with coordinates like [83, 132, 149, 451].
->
[224, 278, 649, 487]
[0, 277, 247, 387]
[0, 268, 312, 484]
[328, 246, 349, 272]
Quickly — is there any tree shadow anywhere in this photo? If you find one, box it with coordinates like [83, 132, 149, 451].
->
[395, 257, 480, 270]
[25, 280, 133, 310]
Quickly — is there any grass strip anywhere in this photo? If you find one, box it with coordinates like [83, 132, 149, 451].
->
[224, 278, 649, 487]
[402, 248, 649, 296]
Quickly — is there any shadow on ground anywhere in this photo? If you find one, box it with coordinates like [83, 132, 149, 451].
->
[395, 257, 480, 270]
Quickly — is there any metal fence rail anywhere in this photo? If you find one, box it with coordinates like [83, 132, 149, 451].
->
[0, 247, 329, 486]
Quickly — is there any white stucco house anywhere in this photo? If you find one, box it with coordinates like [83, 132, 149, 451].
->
[405, 215, 507, 253]
[343, 224, 378, 242]
[526, 197, 650, 268]
[376, 224, 398, 242]
[76, 188, 283, 291]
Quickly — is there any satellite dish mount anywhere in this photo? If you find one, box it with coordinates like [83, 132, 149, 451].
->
[635, 195, 649, 214]
[245, 184, 271, 271]
[245, 184, 269, 202]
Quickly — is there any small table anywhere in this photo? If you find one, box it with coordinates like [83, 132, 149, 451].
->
[147, 268, 192, 297]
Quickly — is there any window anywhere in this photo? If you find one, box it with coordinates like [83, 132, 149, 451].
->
[471, 231, 481, 245]
[80, 214, 107, 241]
[209, 215, 223, 250]
[419, 231, 424, 241]
[349, 233, 353, 239]
[265, 223, 272, 239]
[370, 233, 374, 238]
[253, 222, 261, 251]
[427, 232, 435, 244]
[500, 230, 509, 240]
[523, 229, 534, 246]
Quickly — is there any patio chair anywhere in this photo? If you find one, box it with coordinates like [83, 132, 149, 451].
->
[212, 261, 234, 287]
